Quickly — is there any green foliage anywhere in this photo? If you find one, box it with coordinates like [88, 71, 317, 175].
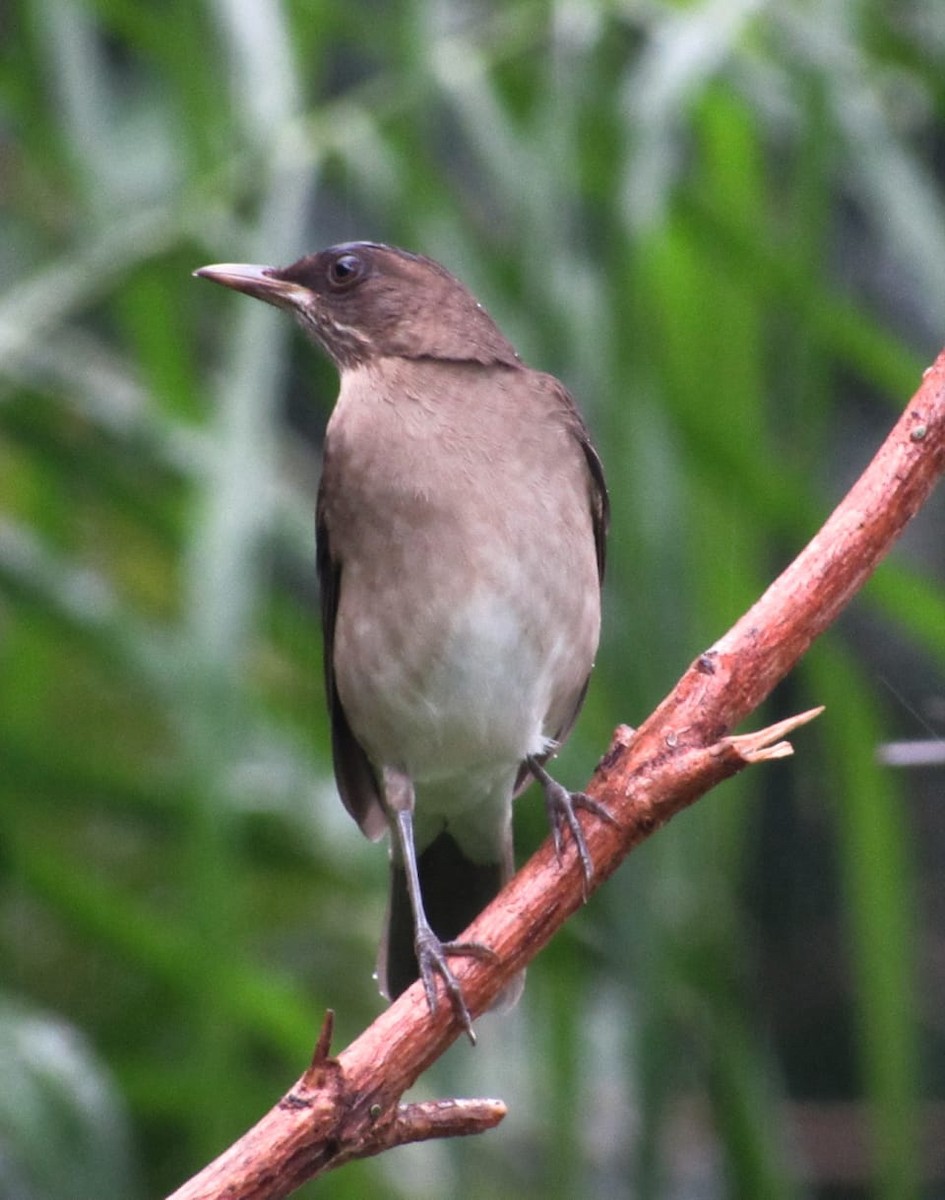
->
[2, 1, 944, 1197]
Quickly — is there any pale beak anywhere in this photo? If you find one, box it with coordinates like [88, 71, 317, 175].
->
[193, 263, 309, 310]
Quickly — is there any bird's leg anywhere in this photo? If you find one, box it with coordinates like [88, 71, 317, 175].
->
[526, 755, 618, 898]
[390, 805, 497, 1045]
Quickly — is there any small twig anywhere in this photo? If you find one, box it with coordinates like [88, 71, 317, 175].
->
[717, 706, 825, 764]
[167, 350, 945, 1200]
[330, 1098, 508, 1170]
[308, 1009, 334, 1069]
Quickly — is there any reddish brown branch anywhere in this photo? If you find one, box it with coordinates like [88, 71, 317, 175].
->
[168, 351, 945, 1200]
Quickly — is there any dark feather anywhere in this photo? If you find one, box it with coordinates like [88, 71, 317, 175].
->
[315, 486, 387, 840]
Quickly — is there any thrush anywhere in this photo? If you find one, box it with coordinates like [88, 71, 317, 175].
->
[195, 243, 610, 1040]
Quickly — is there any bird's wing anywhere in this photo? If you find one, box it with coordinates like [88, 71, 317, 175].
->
[577, 419, 609, 585]
[514, 379, 609, 795]
[316, 488, 388, 841]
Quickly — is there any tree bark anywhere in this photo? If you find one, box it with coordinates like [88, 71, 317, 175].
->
[168, 350, 945, 1200]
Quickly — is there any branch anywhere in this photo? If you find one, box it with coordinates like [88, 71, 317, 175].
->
[168, 351, 945, 1200]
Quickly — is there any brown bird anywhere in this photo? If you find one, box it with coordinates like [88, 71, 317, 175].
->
[195, 243, 610, 1039]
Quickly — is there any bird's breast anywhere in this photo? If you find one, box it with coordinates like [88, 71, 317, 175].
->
[321, 359, 600, 779]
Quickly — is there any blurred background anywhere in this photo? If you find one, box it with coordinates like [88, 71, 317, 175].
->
[2, 1, 945, 1197]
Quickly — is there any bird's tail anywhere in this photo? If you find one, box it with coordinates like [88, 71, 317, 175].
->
[378, 829, 524, 1009]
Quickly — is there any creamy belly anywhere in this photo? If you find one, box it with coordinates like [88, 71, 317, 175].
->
[334, 565, 597, 782]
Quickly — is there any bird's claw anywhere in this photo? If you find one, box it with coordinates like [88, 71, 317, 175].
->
[528, 757, 618, 898]
[415, 927, 498, 1044]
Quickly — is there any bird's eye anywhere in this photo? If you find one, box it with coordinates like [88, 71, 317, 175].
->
[327, 253, 365, 289]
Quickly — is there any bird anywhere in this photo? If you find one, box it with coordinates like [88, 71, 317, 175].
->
[194, 243, 610, 1040]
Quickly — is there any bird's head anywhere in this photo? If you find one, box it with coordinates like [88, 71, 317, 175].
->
[195, 242, 520, 371]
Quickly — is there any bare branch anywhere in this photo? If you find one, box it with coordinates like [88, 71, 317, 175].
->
[167, 350, 945, 1200]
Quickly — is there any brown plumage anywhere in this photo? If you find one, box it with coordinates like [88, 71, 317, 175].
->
[195, 243, 609, 1039]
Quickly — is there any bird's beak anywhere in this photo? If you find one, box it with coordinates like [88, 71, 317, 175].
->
[193, 263, 309, 310]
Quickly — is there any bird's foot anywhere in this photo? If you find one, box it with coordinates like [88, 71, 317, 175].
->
[527, 756, 618, 898]
[415, 926, 498, 1045]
